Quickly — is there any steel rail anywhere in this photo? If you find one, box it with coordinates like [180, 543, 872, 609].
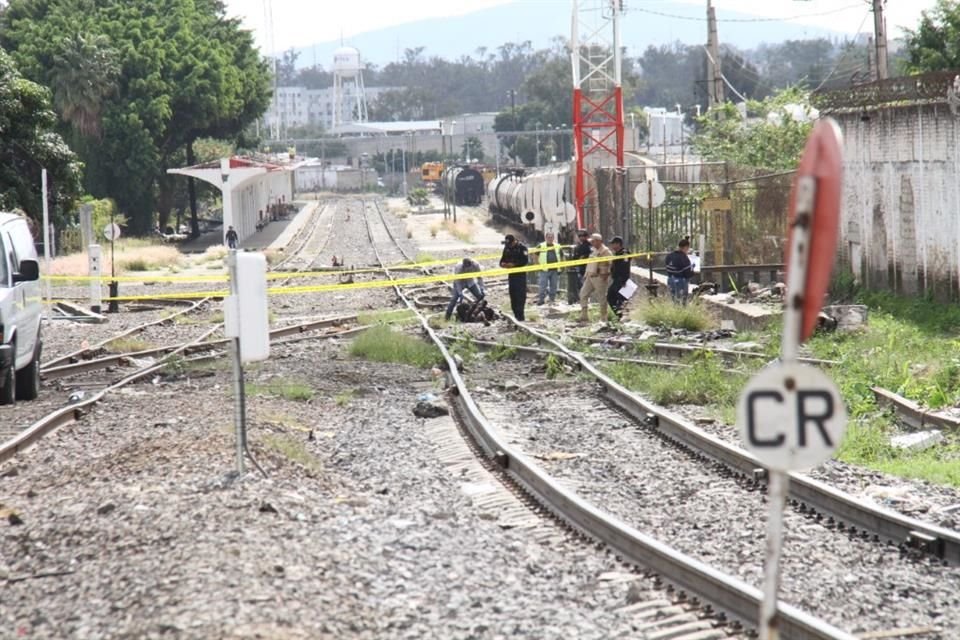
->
[514, 319, 960, 565]
[1, 326, 220, 465]
[360, 198, 855, 640]
[41, 314, 361, 381]
[42, 296, 213, 370]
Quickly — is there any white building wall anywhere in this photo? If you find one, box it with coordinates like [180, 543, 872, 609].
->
[265, 85, 392, 133]
[835, 103, 960, 299]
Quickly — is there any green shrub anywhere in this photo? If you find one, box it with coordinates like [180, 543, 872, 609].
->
[639, 300, 711, 331]
[349, 325, 440, 368]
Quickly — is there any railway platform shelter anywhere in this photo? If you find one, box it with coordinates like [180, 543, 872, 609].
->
[167, 156, 302, 244]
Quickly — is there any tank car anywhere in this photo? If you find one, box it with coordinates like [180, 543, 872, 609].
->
[442, 166, 485, 206]
[486, 163, 576, 237]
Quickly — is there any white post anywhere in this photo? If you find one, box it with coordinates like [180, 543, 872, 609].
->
[226, 250, 245, 474]
[41, 168, 52, 314]
[88, 245, 102, 313]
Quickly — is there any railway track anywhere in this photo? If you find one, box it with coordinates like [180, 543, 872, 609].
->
[355, 197, 856, 639]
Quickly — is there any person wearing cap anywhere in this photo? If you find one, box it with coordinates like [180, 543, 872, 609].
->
[445, 257, 485, 321]
[607, 236, 631, 320]
[572, 229, 592, 290]
[499, 234, 529, 321]
[579, 233, 612, 323]
[533, 231, 561, 305]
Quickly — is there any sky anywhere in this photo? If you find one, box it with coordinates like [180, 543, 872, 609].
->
[223, 0, 941, 54]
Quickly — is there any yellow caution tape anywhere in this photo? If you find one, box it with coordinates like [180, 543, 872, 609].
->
[51, 252, 646, 303]
[41, 244, 577, 283]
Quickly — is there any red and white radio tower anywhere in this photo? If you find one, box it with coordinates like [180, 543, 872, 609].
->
[571, 0, 625, 231]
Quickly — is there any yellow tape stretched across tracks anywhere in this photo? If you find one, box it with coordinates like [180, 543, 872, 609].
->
[41, 244, 578, 283]
[51, 252, 649, 303]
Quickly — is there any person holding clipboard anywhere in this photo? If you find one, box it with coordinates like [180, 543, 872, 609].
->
[607, 236, 634, 320]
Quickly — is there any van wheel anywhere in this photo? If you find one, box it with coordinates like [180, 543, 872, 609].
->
[0, 354, 14, 406]
[15, 341, 41, 401]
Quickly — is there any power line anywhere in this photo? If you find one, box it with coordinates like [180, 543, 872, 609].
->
[703, 46, 748, 102]
[632, 3, 864, 23]
[810, 8, 872, 92]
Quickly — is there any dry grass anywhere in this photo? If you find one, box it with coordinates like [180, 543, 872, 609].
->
[442, 220, 474, 243]
[48, 240, 184, 276]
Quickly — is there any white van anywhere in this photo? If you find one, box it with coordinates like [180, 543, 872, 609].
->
[0, 212, 42, 405]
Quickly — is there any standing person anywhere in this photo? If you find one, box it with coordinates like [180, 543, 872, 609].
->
[445, 257, 485, 321]
[607, 236, 631, 320]
[579, 233, 612, 323]
[225, 225, 238, 250]
[572, 229, 592, 289]
[499, 234, 529, 321]
[534, 232, 561, 305]
[665, 237, 694, 304]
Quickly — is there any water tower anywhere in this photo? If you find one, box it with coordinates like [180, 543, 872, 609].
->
[333, 46, 368, 130]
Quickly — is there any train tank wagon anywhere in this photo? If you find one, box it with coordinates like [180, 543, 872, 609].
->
[443, 166, 485, 206]
[486, 164, 576, 237]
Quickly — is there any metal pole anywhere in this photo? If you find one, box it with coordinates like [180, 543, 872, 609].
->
[873, 0, 888, 81]
[758, 175, 815, 640]
[41, 168, 52, 315]
[647, 181, 657, 297]
[402, 137, 408, 198]
[227, 250, 246, 475]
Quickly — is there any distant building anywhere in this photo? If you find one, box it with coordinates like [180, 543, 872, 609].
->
[645, 108, 685, 147]
[264, 85, 393, 135]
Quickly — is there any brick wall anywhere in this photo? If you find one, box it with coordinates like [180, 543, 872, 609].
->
[835, 103, 960, 299]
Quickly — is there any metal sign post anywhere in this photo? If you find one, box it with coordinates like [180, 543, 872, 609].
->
[41, 169, 52, 315]
[736, 120, 846, 640]
[224, 250, 270, 475]
[634, 180, 666, 297]
[88, 245, 102, 314]
[226, 251, 246, 474]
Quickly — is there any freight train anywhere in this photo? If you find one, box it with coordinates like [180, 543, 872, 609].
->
[486, 164, 577, 237]
[441, 166, 485, 206]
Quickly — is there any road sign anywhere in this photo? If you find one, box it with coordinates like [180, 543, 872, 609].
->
[103, 223, 122, 241]
[737, 362, 846, 471]
[634, 181, 666, 208]
[741, 119, 846, 640]
[701, 197, 732, 212]
[786, 119, 843, 342]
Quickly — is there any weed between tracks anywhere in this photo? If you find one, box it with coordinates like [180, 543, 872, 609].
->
[262, 433, 323, 475]
[357, 309, 417, 326]
[604, 351, 747, 410]
[634, 300, 713, 332]
[349, 325, 441, 368]
[247, 378, 316, 402]
[106, 337, 153, 353]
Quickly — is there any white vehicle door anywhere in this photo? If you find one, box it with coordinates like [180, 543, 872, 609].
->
[6, 229, 39, 365]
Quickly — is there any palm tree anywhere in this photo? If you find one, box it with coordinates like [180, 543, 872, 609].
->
[50, 33, 120, 139]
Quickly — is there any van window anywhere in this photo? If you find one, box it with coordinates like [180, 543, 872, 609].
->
[0, 236, 9, 287]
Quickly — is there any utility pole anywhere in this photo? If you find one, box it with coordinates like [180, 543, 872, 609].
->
[872, 0, 888, 81]
[867, 36, 876, 83]
[706, 0, 724, 110]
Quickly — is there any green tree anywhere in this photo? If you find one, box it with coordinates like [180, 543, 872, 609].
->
[691, 88, 813, 171]
[903, 0, 960, 72]
[49, 32, 119, 138]
[0, 0, 271, 235]
[0, 48, 81, 225]
[461, 136, 485, 162]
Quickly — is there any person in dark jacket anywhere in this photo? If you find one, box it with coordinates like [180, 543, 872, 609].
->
[572, 228, 592, 289]
[665, 237, 694, 304]
[607, 236, 631, 320]
[225, 226, 238, 249]
[499, 234, 529, 321]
